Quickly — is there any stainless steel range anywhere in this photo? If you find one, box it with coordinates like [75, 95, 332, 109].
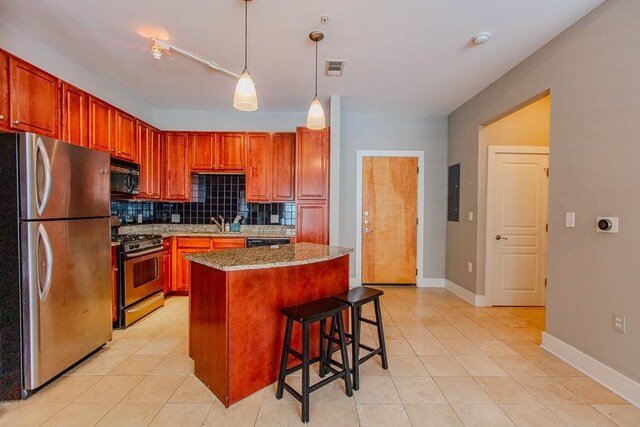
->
[113, 234, 165, 327]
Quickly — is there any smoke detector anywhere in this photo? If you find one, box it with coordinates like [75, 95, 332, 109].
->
[472, 32, 491, 45]
[325, 59, 346, 77]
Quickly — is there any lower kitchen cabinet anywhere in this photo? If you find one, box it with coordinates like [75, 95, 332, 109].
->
[296, 202, 328, 244]
[163, 238, 172, 295]
[111, 246, 118, 323]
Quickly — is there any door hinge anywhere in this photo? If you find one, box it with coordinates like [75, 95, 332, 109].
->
[545, 278, 547, 287]
[416, 268, 418, 275]
[417, 166, 419, 174]
[544, 167, 549, 177]
[545, 224, 548, 232]
[416, 218, 419, 225]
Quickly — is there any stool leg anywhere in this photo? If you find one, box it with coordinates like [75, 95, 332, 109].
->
[319, 319, 326, 378]
[276, 318, 294, 399]
[301, 322, 310, 423]
[324, 315, 336, 368]
[336, 313, 353, 397]
[351, 305, 360, 390]
[373, 297, 389, 369]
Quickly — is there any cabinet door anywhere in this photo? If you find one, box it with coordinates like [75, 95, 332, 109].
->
[163, 132, 190, 201]
[111, 246, 118, 322]
[174, 238, 210, 292]
[245, 133, 271, 202]
[60, 82, 88, 147]
[191, 132, 217, 171]
[272, 133, 295, 201]
[9, 57, 59, 137]
[296, 202, 328, 244]
[88, 96, 115, 154]
[115, 110, 136, 161]
[218, 132, 245, 170]
[211, 237, 246, 250]
[137, 121, 151, 197]
[163, 250, 172, 294]
[0, 50, 9, 131]
[296, 127, 329, 200]
[149, 128, 163, 199]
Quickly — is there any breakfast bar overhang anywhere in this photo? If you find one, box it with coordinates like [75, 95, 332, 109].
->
[185, 243, 352, 407]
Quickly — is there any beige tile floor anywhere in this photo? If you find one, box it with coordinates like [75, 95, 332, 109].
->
[1, 287, 638, 426]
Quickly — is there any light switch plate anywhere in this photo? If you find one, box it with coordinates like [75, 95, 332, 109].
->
[270, 214, 279, 224]
[468, 212, 474, 222]
[566, 212, 575, 228]
[171, 214, 181, 223]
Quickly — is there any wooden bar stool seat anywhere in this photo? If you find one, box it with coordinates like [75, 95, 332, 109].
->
[329, 287, 388, 390]
[276, 297, 353, 423]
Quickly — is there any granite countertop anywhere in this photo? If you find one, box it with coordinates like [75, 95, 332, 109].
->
[184, 242, 353, 271]
[118, 224, 295, 239]
[111, 242, 121, 247]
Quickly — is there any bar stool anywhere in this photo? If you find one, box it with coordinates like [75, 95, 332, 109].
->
[329, 287, 388, 390]
[276, 297, 353, 423]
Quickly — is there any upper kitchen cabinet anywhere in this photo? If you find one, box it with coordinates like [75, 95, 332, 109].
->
[218, 132, 245, 171]
[137, 121, 162, 199]
[8, 57, 59, 137]
[245, 132, 295, 203]
[191, 132, 217, 171]
[164, 132, 191, 201]
[114, 109, 137, 161]
[296, 127, 329, 200]
[0, 50, 9, 131]
[60, 82, 88, 147]
[88, 95, 115, 154]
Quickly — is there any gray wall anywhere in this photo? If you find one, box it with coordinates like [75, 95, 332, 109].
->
[339, 111, 448, 280]
[447, 0, 640, 382]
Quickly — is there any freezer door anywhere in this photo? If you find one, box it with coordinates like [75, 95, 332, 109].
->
[22, 218, 112, 390]
[19, 133, 110, 220]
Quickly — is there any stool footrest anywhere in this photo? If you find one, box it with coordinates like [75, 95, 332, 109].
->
[359, 342, 376, 353]
[359, 317, 378, 326]
[282, 383, 303, 403]
[288, 349, 303, 361]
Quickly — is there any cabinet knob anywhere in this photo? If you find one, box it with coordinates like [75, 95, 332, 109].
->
[110, 149, 115, 153]
[0, 114, 5, 120]
[12, 120, 20, 125]
[117, 151, 122, 154]
[219, 164, 223, 168]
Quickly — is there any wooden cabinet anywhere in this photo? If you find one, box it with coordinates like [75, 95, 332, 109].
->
[88, 96, 115, 154]
[246, 132, 295, 203]
[114, 109, 137, 161]
[163, 132, 191, 201]
[174, 237, 211, 293]
[137, 122, 162, 199]
[296, 202, 329, 244]
[296, 127, 329, 200]
[0, 50, 9, 131]
[111, 246, 118, 323]
[191, 132, 217, 171]
[163, 238, 172, 295]
[60, 82, 88, 147]
[211, 237, 245, 251]
[9, 57, 59, 137]
[218, 132, 245, 170]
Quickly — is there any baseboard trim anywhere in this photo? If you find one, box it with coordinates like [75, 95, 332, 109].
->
[542, 332, 640, 408]
[417, 278, 445, 288]
[444, 280, 489, 307]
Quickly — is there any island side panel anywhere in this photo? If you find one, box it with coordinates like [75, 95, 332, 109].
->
[190, 263, 229, 404]
[226, 255, 349, 405]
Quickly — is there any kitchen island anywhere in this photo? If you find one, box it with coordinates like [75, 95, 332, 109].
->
[185, 243, 352, 407]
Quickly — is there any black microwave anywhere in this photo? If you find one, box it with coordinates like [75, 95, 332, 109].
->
[110, 158, 140, 195]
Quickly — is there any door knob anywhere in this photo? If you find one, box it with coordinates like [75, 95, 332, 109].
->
[363, 211, 369, 216]
[495, 235, 508, 240]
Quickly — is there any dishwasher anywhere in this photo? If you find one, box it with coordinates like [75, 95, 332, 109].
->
[246, 238, 291, 247]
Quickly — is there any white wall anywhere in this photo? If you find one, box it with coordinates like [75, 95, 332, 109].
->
[338, 111, 448, 280]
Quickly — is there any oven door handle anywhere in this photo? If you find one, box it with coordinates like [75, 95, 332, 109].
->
[124, 248, 163, 258]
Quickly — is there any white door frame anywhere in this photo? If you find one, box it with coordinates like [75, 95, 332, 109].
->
[484, 145, 549, 305]
[355, 150, 425, 287]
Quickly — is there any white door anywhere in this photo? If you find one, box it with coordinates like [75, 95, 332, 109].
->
[488, 148, 548, 306]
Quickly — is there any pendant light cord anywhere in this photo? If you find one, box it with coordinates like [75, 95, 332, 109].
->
[314, 41, 318, 97]
[244, 1, 248, 69]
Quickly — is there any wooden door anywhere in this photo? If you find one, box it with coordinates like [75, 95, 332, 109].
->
[149, 128, 163, 199]
[218, 132, 245, 170]
[296, 127, 329, 200]
[192, 132, 217, 171]
[272, 133, 295, 201]
[9, 57, 59, 137]
[246, 133, 271, 202]
[164, 132, 190, 201]
[114, 110, 136, 161]
[362, 157, 418, 284]
[88, 96, 115, 154]
[0, 50, 9, 131]
[488, 150, 548, 306]
[137, 121, 151, 197]
[60, 82, 88, 147]
[296, 202, 328, 244]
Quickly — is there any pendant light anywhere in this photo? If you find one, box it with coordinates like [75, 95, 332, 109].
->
[306, 32, 325, 129]
[234, 0, 257, 111]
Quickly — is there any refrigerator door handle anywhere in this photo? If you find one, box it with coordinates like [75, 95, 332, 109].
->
[37, 224, 54, 301]
[35, 136, 52, 216]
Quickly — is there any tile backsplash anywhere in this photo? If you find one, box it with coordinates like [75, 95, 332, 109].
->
[111, 175, 295, 226]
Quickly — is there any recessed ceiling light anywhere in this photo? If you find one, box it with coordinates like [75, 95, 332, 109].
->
[472, 32, 491, 45]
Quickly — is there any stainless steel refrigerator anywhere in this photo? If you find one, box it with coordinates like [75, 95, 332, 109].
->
[0, 132, 112, 400]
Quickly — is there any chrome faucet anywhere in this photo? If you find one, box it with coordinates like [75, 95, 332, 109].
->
[210, 216, 224, 232]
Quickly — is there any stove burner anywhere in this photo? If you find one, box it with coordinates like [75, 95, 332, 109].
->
[111, 234, 162, 243]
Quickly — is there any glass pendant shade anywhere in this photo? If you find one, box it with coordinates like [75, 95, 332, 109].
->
[233, 69, 257, 111]
[306, 96, 325, 129]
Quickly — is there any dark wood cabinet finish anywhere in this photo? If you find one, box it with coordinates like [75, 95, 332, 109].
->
[9, 57, 59, 137]
[60, 82, 89, 147]
[163, 132, 191, 201]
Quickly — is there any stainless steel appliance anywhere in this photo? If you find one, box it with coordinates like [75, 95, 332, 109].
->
[246, 238, 291, 247]
[110, 158, 140, 195]
[112, 234, 165, 327]
[0, 132, 112, 400]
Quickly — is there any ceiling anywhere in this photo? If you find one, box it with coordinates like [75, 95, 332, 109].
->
[0, 0, 604, 115]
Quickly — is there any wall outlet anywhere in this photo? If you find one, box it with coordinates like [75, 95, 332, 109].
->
[270, 214, 279, 224]
[467, 262, 473, 273]
[171, 214, 181, 223]
[613, 313, 626, 333]
[565, 212, 575, 228]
